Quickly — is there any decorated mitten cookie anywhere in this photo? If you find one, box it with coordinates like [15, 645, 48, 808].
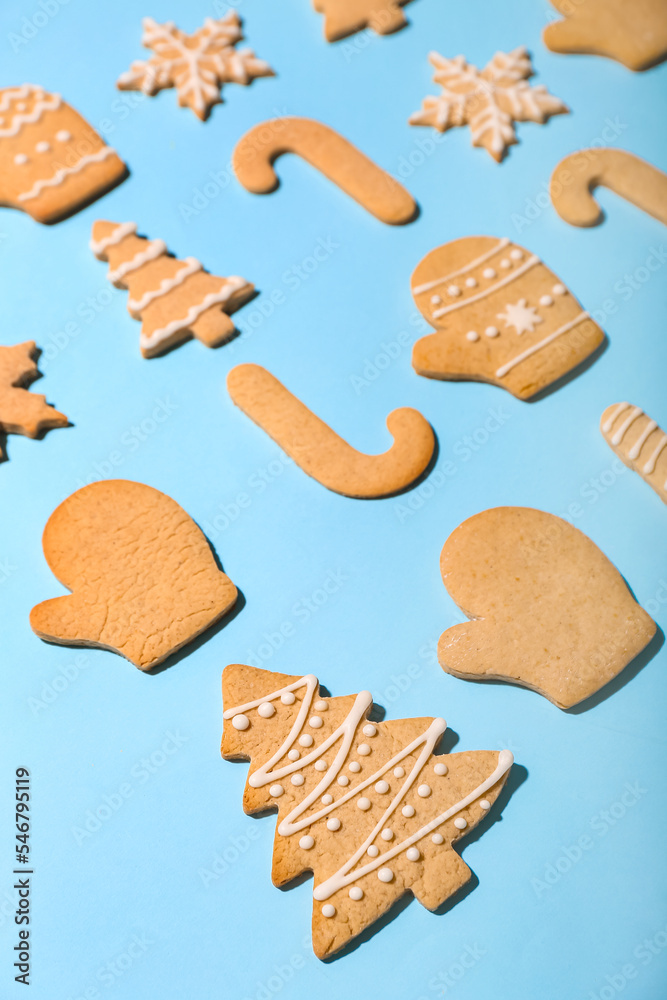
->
[0, 85, 127, 223]
[601, 403, 667, 504]
[222, 665, 513, 959]
[543, 0, 667, 71]
[0, 341, 67, 458]
[313, 0, 412, 41]
[411, 237, 604, 399]
[438, 507, 656, 709]
[30, 480, 238, 670]
[90, 221, 254, 357]
[117, 13, 274, 120]
[409, 47, 567, 162]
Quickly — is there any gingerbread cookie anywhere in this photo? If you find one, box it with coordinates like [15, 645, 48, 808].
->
[0, 341, 67, 458]
[30, 480, 238, 670]
[222, 664, 513, 959]
[0, 85, 127, 224]
[543, 0, 667, 71]
[313, 0, 412, 41]
[227, 363, 434, 498]
[438, 507, 656, 709]
[232, 117, 417, 225]
[409, 47, 568, 162]
[117, 13, 274, 121]
[551, 148, 667, 228]
[601, 403, 667, 505]
[410, 236, 604, 399]
[90, 221, 254, 357]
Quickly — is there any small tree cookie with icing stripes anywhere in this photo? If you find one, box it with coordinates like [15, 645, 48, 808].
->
[222, 664, 513, 959]
[90, 221, 254, 358]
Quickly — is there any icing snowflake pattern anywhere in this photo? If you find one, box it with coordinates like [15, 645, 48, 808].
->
[117, 12, 275, 120]
[409, 46, 568, 161]
[497, 298, 543, 335]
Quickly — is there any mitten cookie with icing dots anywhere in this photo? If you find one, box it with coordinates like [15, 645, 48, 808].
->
[0, 85, 127, 224]
[222, 664, 513, 959]
[411, 237, 604, 400]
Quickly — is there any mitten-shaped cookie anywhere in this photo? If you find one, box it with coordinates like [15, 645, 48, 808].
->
[0, 85, 127, 223]
[411, 237, 604, 399]
[438, 507, 656, 709]
[543, 0, 667, 71]
[30, 480, 238, 670]
[222, 665, 513, 958]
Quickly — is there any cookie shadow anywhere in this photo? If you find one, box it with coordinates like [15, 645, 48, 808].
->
[356, 428, 439, 501]
[147, 589, 246, 675]
[45, 164, 130, 224]
[565, 624, 664, 714]
[527, 333, 608, 403]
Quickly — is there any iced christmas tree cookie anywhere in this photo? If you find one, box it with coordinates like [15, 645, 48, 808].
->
[222, 664, 513, 958]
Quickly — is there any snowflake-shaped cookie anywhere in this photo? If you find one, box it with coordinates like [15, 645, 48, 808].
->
[409, 46, 568, 161]
[497, 299, 543, 335]
[117, 12, 275, 121]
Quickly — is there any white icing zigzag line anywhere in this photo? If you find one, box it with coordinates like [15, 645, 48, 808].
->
[107, 240, 167, 284]
[495, 311, 589, 378]
[128, 257, 203, 315]
[0, 88, 61, 138]
[18, 146, 117, 201]
[432, 255, 539, 319]
[140, 276, 250, 349]
[413, 238, 510, 295]
[89, 221, 138, 257]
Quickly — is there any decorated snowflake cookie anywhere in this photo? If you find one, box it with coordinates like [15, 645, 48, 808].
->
[222, 664, 513, 959]
[117, 13, 274, 120]
[409, 47, 568, 161]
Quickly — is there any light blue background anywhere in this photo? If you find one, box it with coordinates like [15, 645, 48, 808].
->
[1, 0, 666, 997]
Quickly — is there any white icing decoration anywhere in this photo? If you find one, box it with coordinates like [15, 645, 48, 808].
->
[281, 692, 296, 705]
[232, 714, 249, 730]
[299, 835, 314, 850]
[0, 86, 61, 138]
[629, 420, 657, 459]
[418, 784, 431, 798]
[327, 818, 341, 831]
[127, 257, 203, 315]
[447, 284, 461, 297]
[314, 760, 327, 772]
[431, 294, 442, 304]
[402, 805, 415, 818]
[611, 406, 642, 446]
[18, 145, 118, 202]
[322, 904, 336, 917]
[309, 716, 323, 729]
[56, 129, 71, 142]
[314, 700, 328, 711]
[363, 724, 377, 737]
[434, 763, 448, 776]
[485, 326, 499, 338]
[338, 776, 349, 786]
[483, 267, 496, 279]
[496, 312, 590, 378]
[500, 258, 511, 269]
[381, 829, 394, 841]
[413, 238, 510, 295]
[139, 276, 249, 351]
[89, 221, 137, 256]
[321, 793, 333, 805]
[539, 294, 553, 307]
[357, 797, 371, 811]
[269, 784, 284, 797]
[367, 845, 379, 857]
[393, 767, 405, 778]
[258, 702, 275, 718]
[510, 248, 523, 260]
[299, 734, 313, 747]
[432, 255, 540, 319]
[644, 433, 667, 475]
[349, 762, 361, 773]
[291, 774, 304, 786]
[35, 140, 50, 153]
[375, 780, 389, 794]
[480, 799, 490, 810]
[454, 817, 467, 830]
[552, 283, 566, 295]
[14, 154, 28, 165]
[465, 277, 477, 288]
[107, 239, 167, 284]
[378, 868, 394, 883]
[466, 331, 479, 342]
[357, 744, 371, 756]
[432, 833, 444, 845]
[497, 298, 543, 335]
[349, 887, 363, 900]
[288, 749, 300, 761]
[406, 847, 420, 861]
[601, 402, 629, 433]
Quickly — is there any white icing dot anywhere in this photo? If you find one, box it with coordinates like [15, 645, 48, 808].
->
[322, 904, 336, 918]
[447, 284, 461, 297]
[288, 749, 300, 761]
[231, 714, 249, 731]
[314, 760, 327, 771]
[35, 140, 50, 153]
[362, 724, 377, 737]
[402, 804, 415, 818]
[485, 326, 499, 338]
[357, 797, 371, 811]
[291, 774, 304, 786]
[510, 248, 523, 260]
[321, 793, 333, 805]
[454, 817, 467, 830]
[309, 716, 323, 728]
[357, 744, 371, 756]
[367, 845, 379, 857]
[349, 762, 361, 773]
[378, 868, 394, 883]
[431, 294, 442, 304]
[269, 784, 284, 797]
[465, 276, 477, 288]
[434, 762, 448, 776]
[299, 734, 313, 747]
[337, 775, 349, 786]
[466, 331, 479, 342]
[14, 153, 28, 165]
[381, 828, 394, 841]
[483, 267, 496, 279]
[281, 692, 296, 705]
[552, 283, 567, 295]
[56, 129, 71, 142]
[327, 818, 341, 832]
[375, 780, 389, 794]
[480, 798, 491, 810]
[314, 700, 328, 711]
[500, 258, 511, 269]
[418, 784, 431, 798]
[299, 835, 314, 850]
[539, 294, 553, 307]
[406, 847, 420, 862]
[349, 887, 363, 901]
[393, 766, 405, 778]
[257, 702, 275, 718]
[432, 833, 444, 845]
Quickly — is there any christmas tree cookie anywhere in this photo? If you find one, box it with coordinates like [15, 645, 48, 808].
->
[90, 221, 254, 357]
[222, 664, 513, 958]
[0, 341, 67, 459]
